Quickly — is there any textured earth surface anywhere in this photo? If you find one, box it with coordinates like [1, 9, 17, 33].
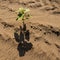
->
[0, 0, 60, 60]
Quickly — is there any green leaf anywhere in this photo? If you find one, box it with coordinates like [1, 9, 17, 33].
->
[16, 7, 31, 21]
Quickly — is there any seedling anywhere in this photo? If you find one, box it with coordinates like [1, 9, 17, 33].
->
[16, 7, 31, 31]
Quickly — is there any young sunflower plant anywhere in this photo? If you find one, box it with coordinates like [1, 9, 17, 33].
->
[16, 7, 30, 22]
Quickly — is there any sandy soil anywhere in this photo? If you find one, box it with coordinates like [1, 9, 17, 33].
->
[0, 0, 60, 60]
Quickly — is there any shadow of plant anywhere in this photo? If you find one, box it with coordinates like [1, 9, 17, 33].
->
[14, 22, 33, 57]
[17, 41, 33, 56]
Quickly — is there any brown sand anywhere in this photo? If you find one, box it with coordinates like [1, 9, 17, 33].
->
[0, 0, 60, 60]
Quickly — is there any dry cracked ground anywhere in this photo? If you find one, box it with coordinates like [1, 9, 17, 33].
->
[0, 0, 60, 60]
